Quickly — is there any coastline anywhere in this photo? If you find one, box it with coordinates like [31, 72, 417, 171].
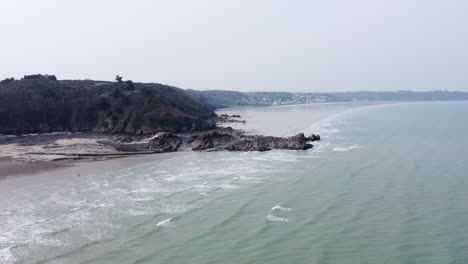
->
[216, 101, 383, 137]
[0, 101, 382, 178]
[0, 130, 318, 179]
[0, 157, 73, 178]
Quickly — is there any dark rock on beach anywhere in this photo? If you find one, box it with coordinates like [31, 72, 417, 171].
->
[0, 75, 322, 169]
[147, 132, 182, 152]
[140, 128, 320, 152]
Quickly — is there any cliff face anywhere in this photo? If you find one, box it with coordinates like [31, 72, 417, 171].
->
[0, 77, 216, 135]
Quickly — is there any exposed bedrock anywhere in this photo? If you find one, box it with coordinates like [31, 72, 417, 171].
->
[144, 128, 320, 152]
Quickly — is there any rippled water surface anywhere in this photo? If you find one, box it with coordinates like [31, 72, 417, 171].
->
[1, 102, 468, 264]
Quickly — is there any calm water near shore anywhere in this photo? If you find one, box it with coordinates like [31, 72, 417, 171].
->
[1, 102, 468, 264]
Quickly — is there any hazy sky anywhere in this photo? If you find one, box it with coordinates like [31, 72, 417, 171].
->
[1, 0, 468, 92]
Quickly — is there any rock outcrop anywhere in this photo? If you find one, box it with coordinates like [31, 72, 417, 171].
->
[147, 132, 182, 152]
[142, 128, 320, 152]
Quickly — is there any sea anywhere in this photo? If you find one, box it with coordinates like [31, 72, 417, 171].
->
[1, 101, 468, 264]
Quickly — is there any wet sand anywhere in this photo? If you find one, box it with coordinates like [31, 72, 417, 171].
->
[0, 133, 127, 178]
[0, 102, 375, 178]
[0, 156, 74, 178]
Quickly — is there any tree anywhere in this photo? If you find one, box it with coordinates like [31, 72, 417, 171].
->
[125, 80, 135, 90]
[115, 75, 123, 83]
[0, 78, 15, 84]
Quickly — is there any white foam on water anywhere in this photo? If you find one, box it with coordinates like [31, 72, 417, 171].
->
[163, 177, 177, 182]
[69, 207, 81, 212]
[191, 183, 211, 190]
[160, 204, 190, 214]
[332, 144, 361, 152]
[300, 155, 325, 159]
[332, 147, 350, 152]
[219, 184, 241, 189]
[0, 148, 276, 259]
[92, 203, 114, 209]
[0, 247, 15, 264]
[156, 218, 173, 227]
[128, 197, 155, 202]
[34, 218, 51, 224]
[127, 210, 151, 216]
[232, 176, 264, 182]
[130, 187, 154, 193]
[272, 205, 293, 211]
[252, 152, 297, 162]
[266, 215, 289, 222]
[319, 129, 341, 134]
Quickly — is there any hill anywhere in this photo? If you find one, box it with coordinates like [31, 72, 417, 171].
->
[190, 90, 468, 108]
[0, 75, 216, 135]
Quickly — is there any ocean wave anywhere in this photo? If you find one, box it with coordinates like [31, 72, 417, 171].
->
[266, 215, 289, 222]
[130, 187, 155, 193]
[156, 218, 173, 227]
[319, 129, 341, 134]
[0, 247, 15, 264]
[272, 205, 293, 211]
[332, 144, 361, 152]
[127, 196, 156, 202]
[252, 152, 297, 162]
[332, 147, 350, 152]
[219, 184, 241, 189]
[127, 210, 151, 216]
[232, 176, 264, 181]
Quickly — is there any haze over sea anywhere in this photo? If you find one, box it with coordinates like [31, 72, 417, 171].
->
[1, 102, 468, 264]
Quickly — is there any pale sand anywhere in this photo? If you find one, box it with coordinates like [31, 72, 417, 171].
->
[1, 102, 378, 178]
[0, 135, 122, 178]
[216, 101, 376, 137]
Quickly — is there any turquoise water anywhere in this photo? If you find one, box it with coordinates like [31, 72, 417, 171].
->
[1, 102, 468, 263]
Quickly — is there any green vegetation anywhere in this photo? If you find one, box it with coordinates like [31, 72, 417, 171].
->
[0, 75, 216, 135]
[95, 82, 112, 87]
[189, 90, 468, 108]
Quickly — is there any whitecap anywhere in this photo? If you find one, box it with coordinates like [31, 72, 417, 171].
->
[127, 210, 151, 216]
[319, 129, 341, 134]
[128, 197, 155, 202]
[219, 184, 241, 189]
[333, 145, 360, 152]
[266, 215, 289, 222]
[130, 188, 154, 193]
[34, 218, 50, 224]
[233, 176, 264, 181]
[69, 207, 81, 212]
[332, 147, 350, 152]
[156, 218, 173, 227]
[272, 205, 293, 211]
[94, 203, 113, 208]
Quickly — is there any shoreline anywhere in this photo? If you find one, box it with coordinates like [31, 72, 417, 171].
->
[216, 101, 382, 137]
[0, 156, 74, 178]
[0, 101, 410, 178]
[0, 129, 319, 178]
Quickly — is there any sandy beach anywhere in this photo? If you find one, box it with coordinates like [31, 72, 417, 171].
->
[0, 133, 129, 178]
[0, 102, 371, 178]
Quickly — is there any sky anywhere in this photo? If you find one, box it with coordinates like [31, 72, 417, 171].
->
[1, 0, 468, 92]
